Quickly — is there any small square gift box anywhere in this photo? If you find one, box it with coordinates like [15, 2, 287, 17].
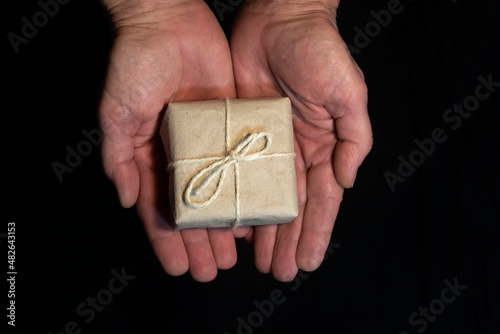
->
[159, 97, 298, 229]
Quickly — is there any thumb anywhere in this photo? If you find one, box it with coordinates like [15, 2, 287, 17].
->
[329, 73, 372, 188]
[99, 98, 140, 208]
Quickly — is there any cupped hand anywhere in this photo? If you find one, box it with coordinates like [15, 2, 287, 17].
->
[99, 0, 248, 282]
[230, 0, 373, 281]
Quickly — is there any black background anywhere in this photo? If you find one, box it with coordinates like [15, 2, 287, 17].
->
[2, 0, 499, 333]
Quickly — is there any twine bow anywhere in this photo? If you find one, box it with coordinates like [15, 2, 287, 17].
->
[168, 99, 294, 227]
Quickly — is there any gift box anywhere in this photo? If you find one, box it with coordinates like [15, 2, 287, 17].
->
[159, 97, 298, 229]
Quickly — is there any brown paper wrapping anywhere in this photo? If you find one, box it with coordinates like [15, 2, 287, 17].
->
[159, 97, 298, 229]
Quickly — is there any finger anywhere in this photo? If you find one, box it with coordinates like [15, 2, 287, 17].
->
[244, 227, 255, 243]
[269, 138, 306, 281]
[270, 221, 301, 281]
[233, 225, 251, 238]
[181, 228, 218, 282]
[101, 139, 139, 207]
[253, 224, 278, 273]
[327, 67, 373, 188]
[296, 161, 342, 272]
[207, 227, 237, 270]
[100, 101, 140, 208]
[134, 142, 189, 277]
[149, 225, 189, 277]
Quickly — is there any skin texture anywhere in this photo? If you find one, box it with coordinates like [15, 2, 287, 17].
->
[230, 0, 373, 281]
[99, 0, 372, 282]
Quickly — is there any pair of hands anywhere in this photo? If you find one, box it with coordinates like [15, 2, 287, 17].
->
[99, 0, 372, 282]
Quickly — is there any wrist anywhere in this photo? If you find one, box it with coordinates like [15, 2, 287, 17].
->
[101, 0, 207, 30]
[243, 0, 340, 17]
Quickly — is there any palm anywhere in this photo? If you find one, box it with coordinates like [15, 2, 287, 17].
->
[99, 2, 243, 282]
[231, 7, 372, 280]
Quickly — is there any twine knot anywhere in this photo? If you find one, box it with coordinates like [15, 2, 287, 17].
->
[183, 132, 272, 210]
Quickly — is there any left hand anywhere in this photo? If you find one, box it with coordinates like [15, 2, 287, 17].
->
[98, 0, 247, 282]
[230, 0, 373, 281]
